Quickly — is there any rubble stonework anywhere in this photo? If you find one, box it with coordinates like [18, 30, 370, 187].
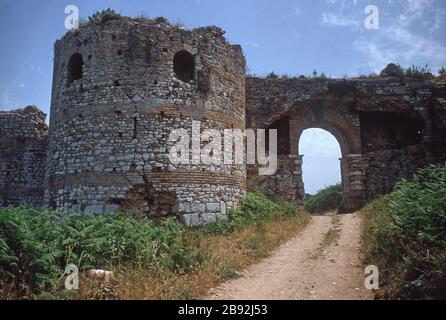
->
[44, 17, 246, 224]
[0, 16, 445, 221]
[246, 76, 446, 211]
[0, 106, 48, 207]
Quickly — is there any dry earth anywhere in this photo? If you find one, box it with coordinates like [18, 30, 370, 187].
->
[207, 212, 374, 300]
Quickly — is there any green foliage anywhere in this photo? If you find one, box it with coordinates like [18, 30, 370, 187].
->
[0, 208, 197, 298]
[439, 67, 446, 76]
[405, 65, 433, 79]
[266, 71, 279, 79]
[304, 183, 343, 214]
[154, 17, 169, 24]
[200, 192, 299, 235]
[0, 192, 299, 298]
[362, 164, 446, 299]
[89, 9, 121, 23]
[380, 63, 405, 77]
[380, 63, 433, 79]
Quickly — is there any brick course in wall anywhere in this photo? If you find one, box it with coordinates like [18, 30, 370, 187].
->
[0, 16, 445, 221]
[43, 17, 246, 225]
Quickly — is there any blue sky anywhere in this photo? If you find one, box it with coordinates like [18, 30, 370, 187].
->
[300, 129, 342, 194]
[0, 0, 444, 193]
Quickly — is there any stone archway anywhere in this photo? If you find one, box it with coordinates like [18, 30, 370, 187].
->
[247, 98, 368, 212]
[287, 102, 367, 212]
[298, 127, 342, 199]
[245, 76, 440, 214]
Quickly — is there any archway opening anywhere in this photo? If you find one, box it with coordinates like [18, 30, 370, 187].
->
[299, 128, 342, 207]
[67, 53, 83, 85]
[173, 50, 195, 82]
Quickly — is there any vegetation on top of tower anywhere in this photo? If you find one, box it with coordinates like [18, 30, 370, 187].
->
[380, 63, 433, 79]
[88, 8, 122, 23]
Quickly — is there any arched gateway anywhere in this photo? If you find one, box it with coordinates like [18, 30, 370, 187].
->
[246, 76, 436, 212]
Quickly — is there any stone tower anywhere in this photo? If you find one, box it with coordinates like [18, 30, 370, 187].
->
[45, 16, 246, 225]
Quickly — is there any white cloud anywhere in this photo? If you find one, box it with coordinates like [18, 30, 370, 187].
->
[320, 12, 360, 27]
[300, 128, 342, 194]
[353, 0, 446, 73]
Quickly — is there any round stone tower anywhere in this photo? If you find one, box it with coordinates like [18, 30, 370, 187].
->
[45, 16, 246, 225]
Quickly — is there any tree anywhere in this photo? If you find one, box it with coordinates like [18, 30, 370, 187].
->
[266, 71, 278, 79]
[380, 63, 405, 77]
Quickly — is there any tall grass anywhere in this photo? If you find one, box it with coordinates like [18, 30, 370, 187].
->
[362, 164, 446, 299]
[0, 193, 310, 299]
[0, 208, 196, 299]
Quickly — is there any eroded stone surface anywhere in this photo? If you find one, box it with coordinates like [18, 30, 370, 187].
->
[1, 16, 445, 222]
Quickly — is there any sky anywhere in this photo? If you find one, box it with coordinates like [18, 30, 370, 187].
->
[299, 129, 342, 194]
[0, 0, 445, 193]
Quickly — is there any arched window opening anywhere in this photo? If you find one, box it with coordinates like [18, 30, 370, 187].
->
[173, 50, 195, 82]
[299, 128, 342, 196]
[67, 53, 84, 86]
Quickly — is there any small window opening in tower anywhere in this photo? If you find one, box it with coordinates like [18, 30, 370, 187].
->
[67, 53, 84, 85]
[173, 50, 195, 82]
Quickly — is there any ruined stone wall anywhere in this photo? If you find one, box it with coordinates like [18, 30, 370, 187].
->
[245, 76, 445, 211]
[0, 106, 48, 207]
[247, 154, 303, 206]
[2, 17, 445, 219]
[45, 17, 246, 225]
[430, 77, 446, 160]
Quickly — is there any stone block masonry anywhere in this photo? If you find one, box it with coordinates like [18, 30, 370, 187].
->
[43, 16, 246, 225]
[0, 106, 48, 207]
[246, 76, 446, 212]
[1, 14, 445, 222]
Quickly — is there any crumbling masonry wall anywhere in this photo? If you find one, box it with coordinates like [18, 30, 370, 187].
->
[1, 16, 446, 219]
[246, 76, 446, 212]
[0, 106, 48, 207]
[45, 17, 246, 226]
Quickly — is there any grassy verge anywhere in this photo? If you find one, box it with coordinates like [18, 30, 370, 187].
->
[0, 192, 310, 300]
[361, 165, 446, 299]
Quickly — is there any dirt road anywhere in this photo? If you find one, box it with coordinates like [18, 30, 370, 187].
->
[208, 212, 374, 300]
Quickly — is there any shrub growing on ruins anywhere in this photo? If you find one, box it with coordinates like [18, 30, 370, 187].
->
[89, 9, 121, 23]
[405, 65, 433, 79]
[200, 192, 299, 235]
[304, 183, 343, 214]
[362, 164, 446, 299]
[380, 63, 433, 79]
[266, 71, 279, 79]
[380, 63, 405, 77]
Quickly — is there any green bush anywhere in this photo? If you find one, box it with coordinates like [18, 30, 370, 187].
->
[380, 63, 405, 77]
[363, 164, 446, 299]
[200, 192, 299, 235]
[0, 208, 197, 298]
[0, 192, 299, 298]
[266, 71, 278, 79]
[380, 63, 433, 79]
[304, 183, 343, 214]
[405, 65, 433, 79]
[89, 9, 121, 23]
